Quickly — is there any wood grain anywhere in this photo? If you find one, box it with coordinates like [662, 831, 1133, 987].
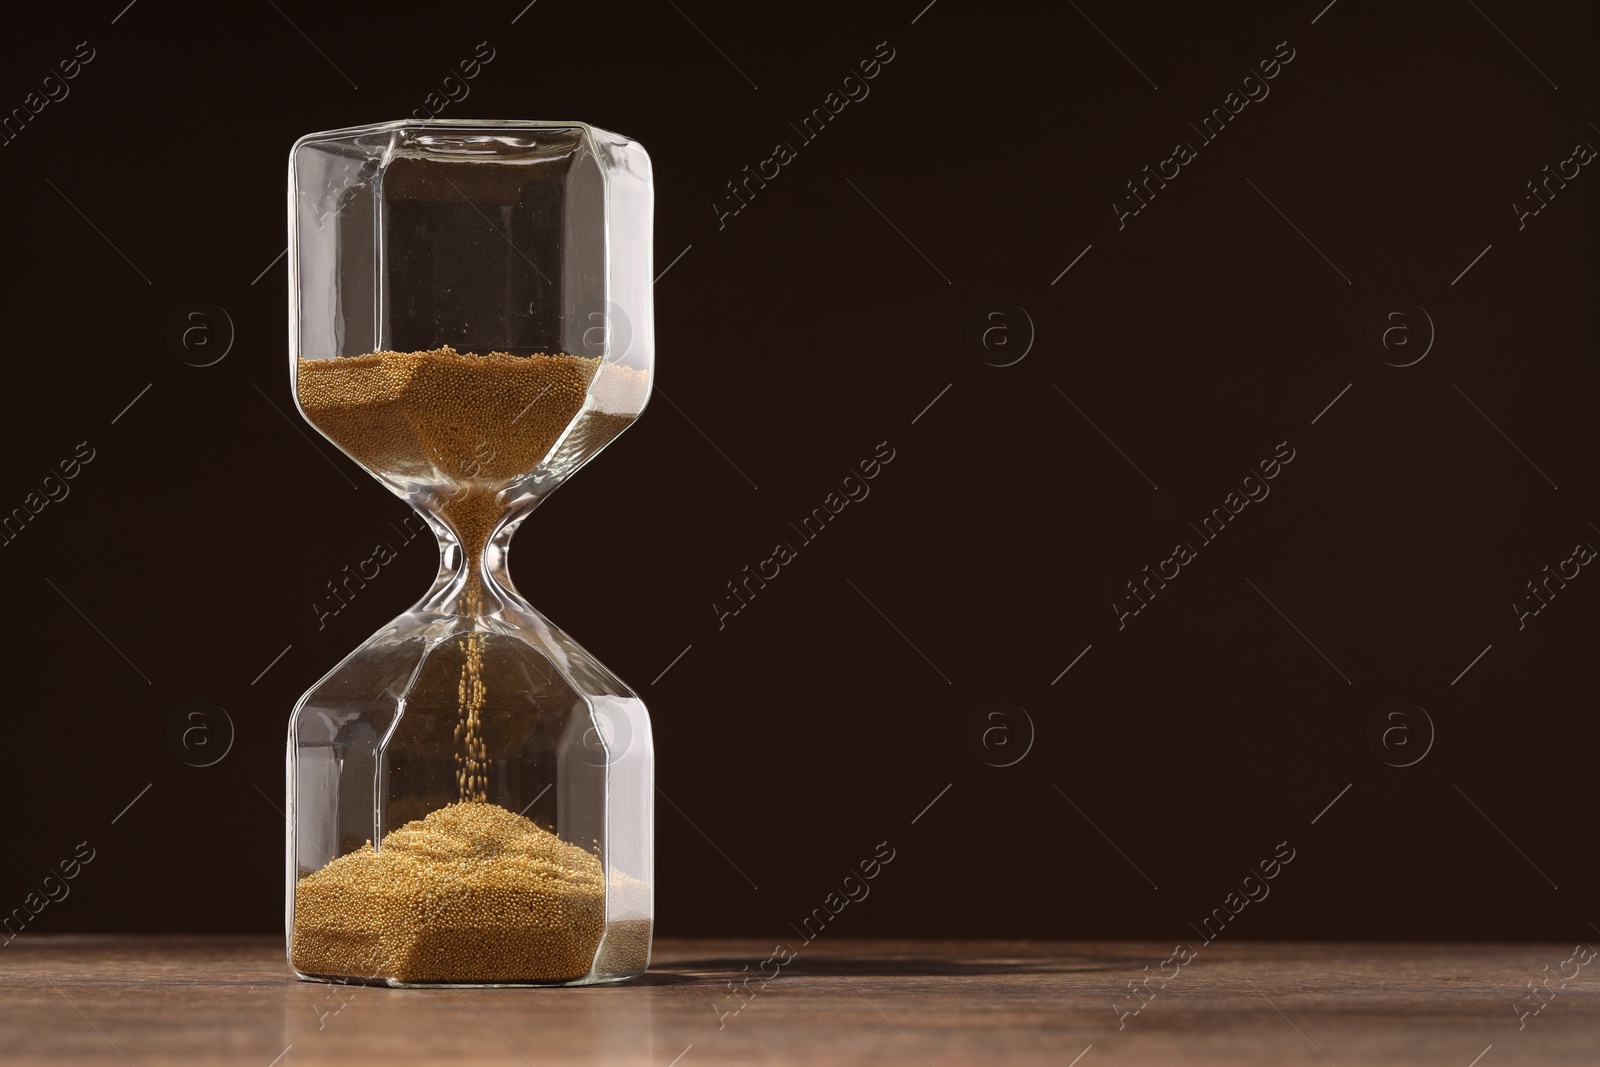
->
[2, 937, 1596, 1065]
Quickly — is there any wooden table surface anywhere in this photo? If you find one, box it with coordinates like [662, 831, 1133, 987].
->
[3, 937, 1596, 1065]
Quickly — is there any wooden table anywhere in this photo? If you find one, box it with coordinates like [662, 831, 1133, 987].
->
[3, 938, 1596, 1065]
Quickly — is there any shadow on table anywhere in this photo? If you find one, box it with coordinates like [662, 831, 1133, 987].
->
[647, 954, 1111, 981]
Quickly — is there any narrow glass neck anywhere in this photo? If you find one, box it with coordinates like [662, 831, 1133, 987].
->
[420, 494, 536, 619]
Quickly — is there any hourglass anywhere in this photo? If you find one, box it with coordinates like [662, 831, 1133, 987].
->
[284, 120, 654, 986]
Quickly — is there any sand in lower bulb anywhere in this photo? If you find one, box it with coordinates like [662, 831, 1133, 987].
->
[292, 802, 649, 983]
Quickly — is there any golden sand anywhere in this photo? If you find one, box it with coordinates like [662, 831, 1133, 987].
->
[291, 802, 607, 983]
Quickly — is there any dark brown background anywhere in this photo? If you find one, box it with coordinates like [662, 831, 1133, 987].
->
[3, 0, 1593, 943]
